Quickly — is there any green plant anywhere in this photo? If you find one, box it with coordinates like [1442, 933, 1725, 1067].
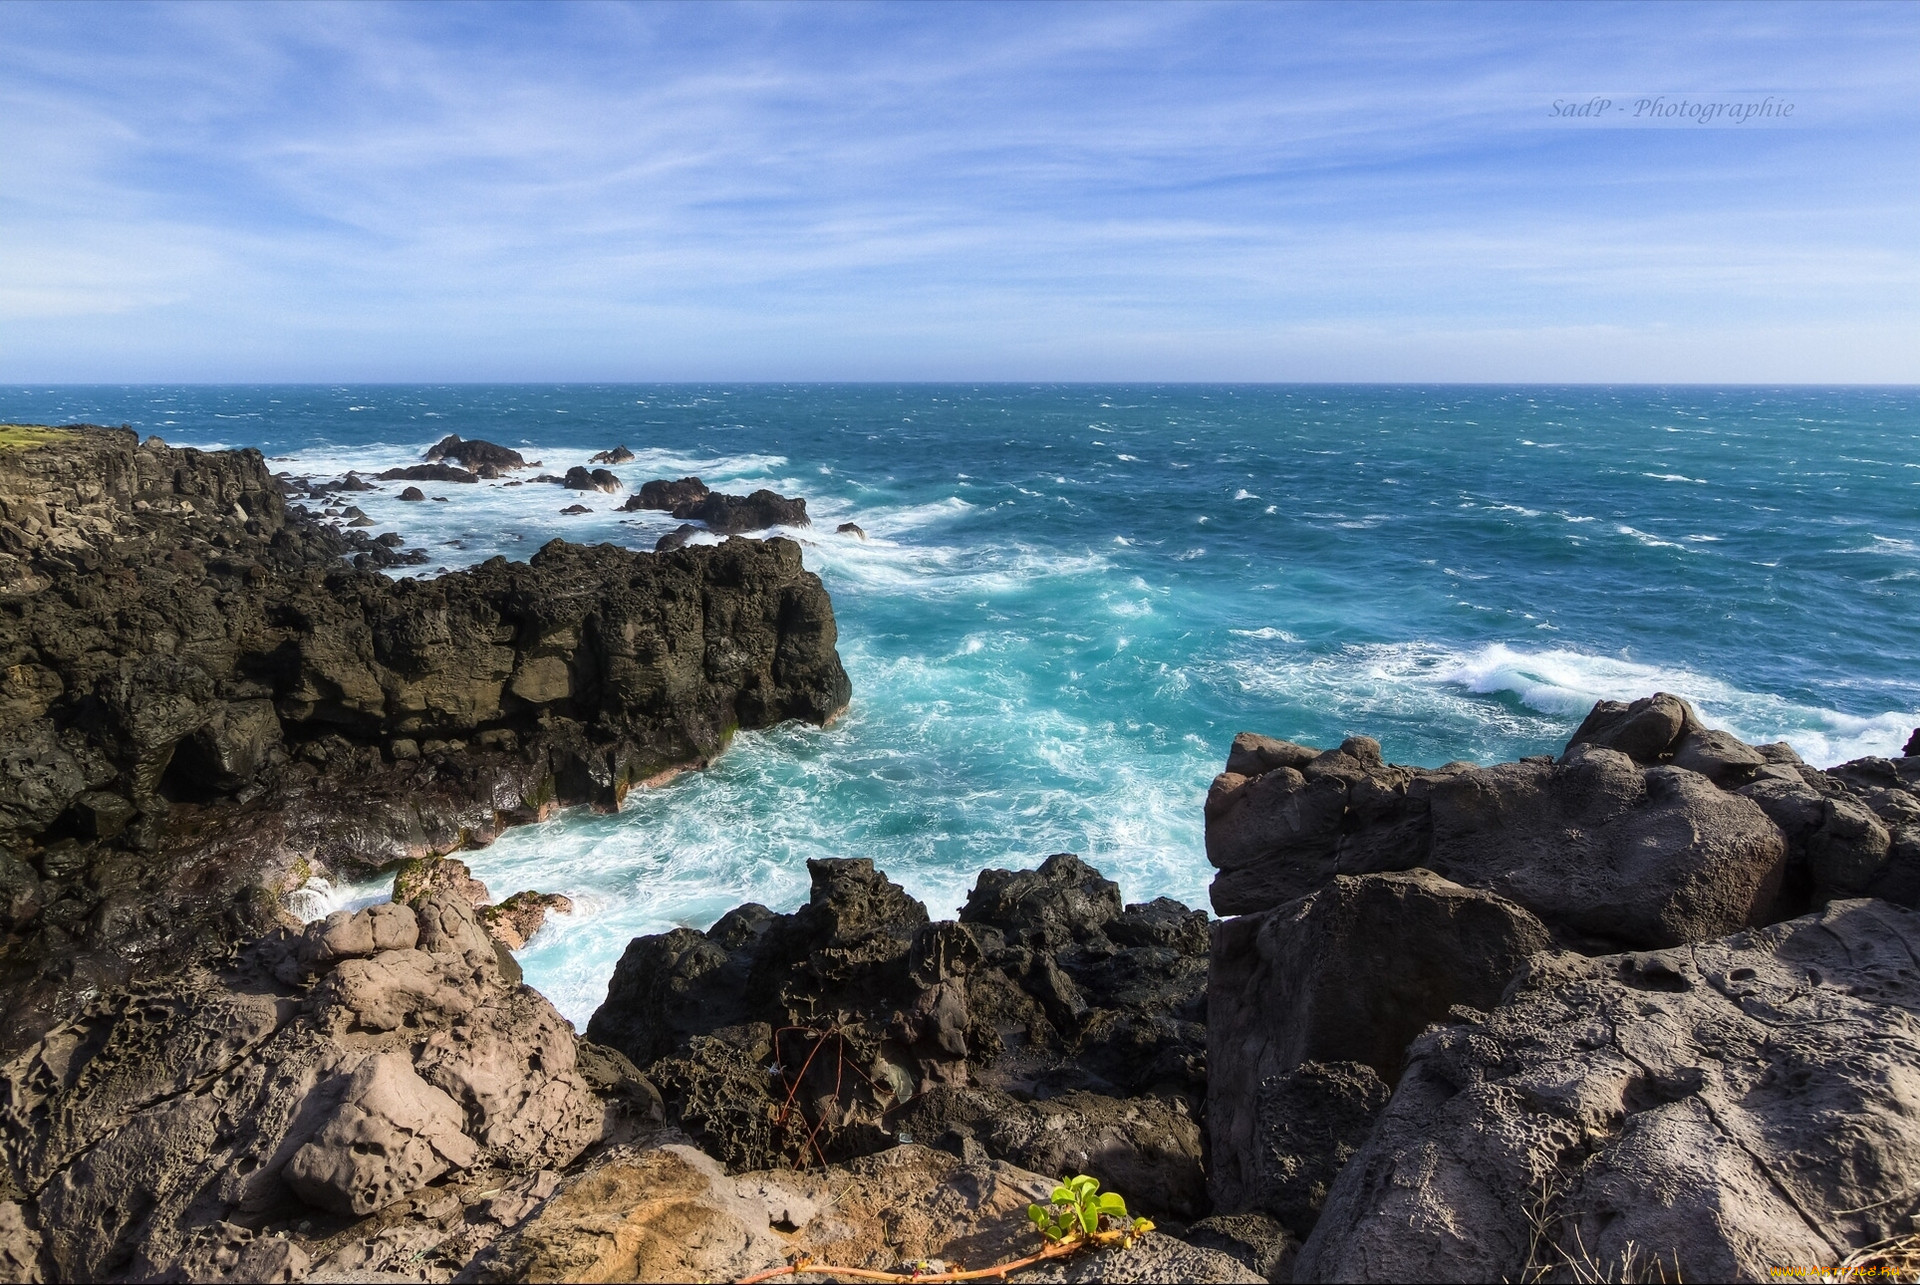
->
[1028, 1174, 1154, 1250]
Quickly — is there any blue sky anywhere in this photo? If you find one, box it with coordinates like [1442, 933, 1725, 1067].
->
[1, 1, 1916, 382]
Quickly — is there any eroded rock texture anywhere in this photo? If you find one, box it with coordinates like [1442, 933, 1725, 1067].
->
[1297, 899, 1920, 1283]
[0, 893, 605, 1281]
[1208, 697, 1920, 1279]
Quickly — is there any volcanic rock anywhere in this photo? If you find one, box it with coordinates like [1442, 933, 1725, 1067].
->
[654, 522, 703, 551]
[1296, 898, 1920, 1283]
[562, 466, 622, 493]
[837, 521, 868, 539]
[425, 435, 528, 471]
[623, 476, 708, 512]
[674, 488, 809, 532]
[0, 426, 850, 1059]
[399, 485, 426, 501]
[588, 445, 635, 465]
[378, 463, 478, 484]
[587, 853, 1209, 1215]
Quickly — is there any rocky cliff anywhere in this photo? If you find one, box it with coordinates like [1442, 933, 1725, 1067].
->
[0, 426, 849, 1058]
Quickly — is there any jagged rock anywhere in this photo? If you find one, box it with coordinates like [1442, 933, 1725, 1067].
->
[283, 1052, 479, 1215]
[588, 856, 1209, 1172]
[622, 476, 708, 512]
[455, 1143, 785, 1284]
[588, 445, 634, 465]
[0, 428, 849, 1054]
[0, 1200, 42, 1284]
[673, 487, 809, 532]
[168, 1222, 308, 1284]
[0, 893, 607, 1279]
[1906, 727, 1919, 757]
[1296, 898, 1920, 1284]
[377, 463, 477, 484]
[425, 436, 528, 471]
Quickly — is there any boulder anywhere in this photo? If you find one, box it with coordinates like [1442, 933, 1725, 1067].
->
[562, 466, 622, 493]
[588, 445, 635, 465]
[283, 1052, 480, 1216]
[1206, 711, 1790, 950]
[654, 522, 702, 551]
[1207, 871, 1549, 1219]
[393, 853, 491, 909]
[836, 521, 867, 539]
[399, 485, 426, 501]
[587, 856, 1209, 1172]
[1296, 899, 1920, 1284]
[559, 503, 591, 514]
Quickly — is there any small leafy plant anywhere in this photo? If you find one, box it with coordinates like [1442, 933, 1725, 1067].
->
[1028, 1174, 1154, 1249]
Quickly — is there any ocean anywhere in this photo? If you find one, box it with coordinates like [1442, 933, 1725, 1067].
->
[6, 383, 1915, 1026]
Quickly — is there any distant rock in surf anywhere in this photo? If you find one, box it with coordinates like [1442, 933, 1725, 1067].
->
[623, 476, 709, 511]
[836, 521, 867, 540]
[399, 485, 425, 501]
[563, 465, 622, 493]
[379, 462, 477, 484]
[425, 433, 528, 471]
[560, 503, 592, 514]
[589, 444, 635, 464]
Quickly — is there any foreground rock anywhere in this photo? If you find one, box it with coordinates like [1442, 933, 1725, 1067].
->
[0, 426, 850, 1059]
[1298, 898, 1920, 1283]
[0, 892, 606, 1280]
[1206, 700, 1920, 1276]
[586, 853, 1210, 1218]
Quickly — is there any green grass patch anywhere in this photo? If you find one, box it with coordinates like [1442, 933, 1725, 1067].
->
[0, 425, 76, 453]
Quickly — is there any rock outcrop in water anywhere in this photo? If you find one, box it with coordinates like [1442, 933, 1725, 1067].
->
[0, 425, 849, 1061]
[426, 436, 530, 473]
[1206, 697, 1920, 1281]
[622, 474, 811, 531]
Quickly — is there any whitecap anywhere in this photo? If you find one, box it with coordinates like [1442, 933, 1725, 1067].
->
[1616, 525, 1690, 551]
[1234, 489, 1259, 501]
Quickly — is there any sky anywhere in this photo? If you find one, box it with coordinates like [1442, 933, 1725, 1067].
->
[1, 1, 1917, 383]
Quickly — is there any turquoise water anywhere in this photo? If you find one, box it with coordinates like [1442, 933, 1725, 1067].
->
[8, 384, 1916, 1025]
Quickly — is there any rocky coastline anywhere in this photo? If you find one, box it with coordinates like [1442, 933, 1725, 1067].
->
[4, 426, 1920, 1283]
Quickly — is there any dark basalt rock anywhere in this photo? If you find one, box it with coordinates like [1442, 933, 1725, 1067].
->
[589, 445, 635, 465]
[560, 503, 591, 514]
[654, 523, 703, 551]
[674, 488, 809, 533]
[562, 466, 622, 493]
[623, 476, 709, 512]
[836, 522, 867, 540]
[377, 463, 478, 484]
[425, 435, 528, 471]
[586, 854, 1210, 1212]
[0, 426, 851, 1058]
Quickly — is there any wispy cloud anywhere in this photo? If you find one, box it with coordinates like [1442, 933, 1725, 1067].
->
[1, 0, 1916, 380]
